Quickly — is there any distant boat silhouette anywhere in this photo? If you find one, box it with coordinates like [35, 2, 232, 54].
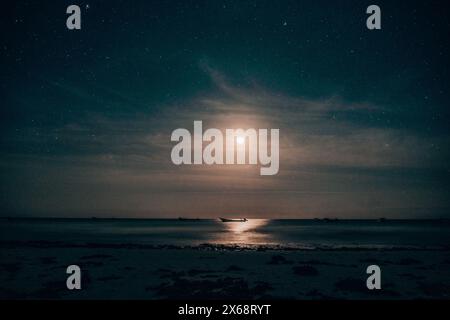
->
[219, 217, 248, 222]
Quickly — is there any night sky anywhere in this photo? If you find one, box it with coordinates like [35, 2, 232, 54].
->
[1, 0, 449, 218]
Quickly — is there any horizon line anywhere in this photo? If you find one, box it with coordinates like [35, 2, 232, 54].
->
[1, 216, 449, 221]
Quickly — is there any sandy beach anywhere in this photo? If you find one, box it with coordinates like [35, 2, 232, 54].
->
[2, 241, 450, 300]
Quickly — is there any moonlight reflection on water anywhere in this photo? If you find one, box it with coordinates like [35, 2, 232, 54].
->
[218, 219, 271, 245]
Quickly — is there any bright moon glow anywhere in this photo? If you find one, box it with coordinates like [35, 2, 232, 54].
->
[236, 136, 245, 145]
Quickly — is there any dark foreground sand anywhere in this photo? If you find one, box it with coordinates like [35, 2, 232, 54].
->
[1, 243, 450, 299]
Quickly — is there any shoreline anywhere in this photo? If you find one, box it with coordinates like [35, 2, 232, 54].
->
[1, 240, 449, 252]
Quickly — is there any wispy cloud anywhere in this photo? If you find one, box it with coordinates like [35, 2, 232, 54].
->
[1, 66, 449, 218]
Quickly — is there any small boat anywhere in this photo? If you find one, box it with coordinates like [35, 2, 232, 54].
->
[219, 217, 248, 222]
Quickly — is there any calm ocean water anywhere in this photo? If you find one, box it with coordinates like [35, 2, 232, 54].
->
[1, 219, 450, 249]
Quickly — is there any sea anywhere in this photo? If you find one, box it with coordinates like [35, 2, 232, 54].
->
[1, 218, 450, 250]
